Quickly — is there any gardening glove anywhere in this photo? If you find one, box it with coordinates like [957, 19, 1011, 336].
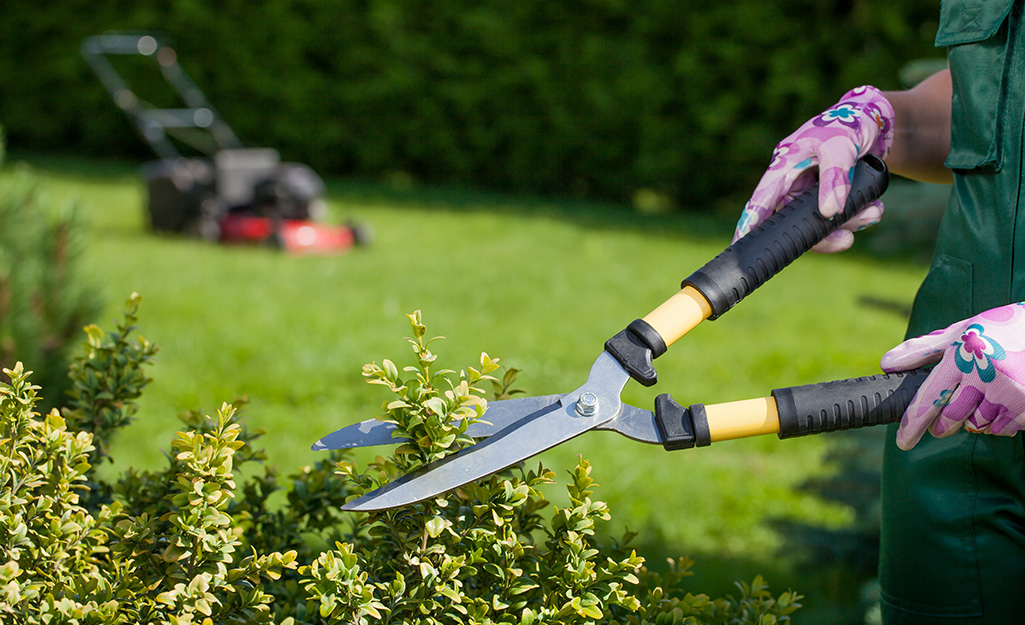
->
[880, 303, 1025, 451]
[733, 85, 895, 253]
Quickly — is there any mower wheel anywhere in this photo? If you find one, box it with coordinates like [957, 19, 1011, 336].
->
[348, 221, 374, 247]
[184, 215, 222, 242]
[263, 231, 286, 250]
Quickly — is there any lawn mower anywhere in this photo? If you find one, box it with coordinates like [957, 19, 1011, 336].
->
[82, 32, 368, 254]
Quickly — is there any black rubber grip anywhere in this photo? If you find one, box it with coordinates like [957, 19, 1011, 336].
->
[683, 155, 889, 320]
[773, 368, 928, 439]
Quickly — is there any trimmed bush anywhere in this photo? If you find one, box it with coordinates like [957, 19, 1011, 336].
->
[1, 301, 801, 623]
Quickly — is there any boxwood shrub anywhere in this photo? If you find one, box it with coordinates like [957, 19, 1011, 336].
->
[1, 299, 801, 623]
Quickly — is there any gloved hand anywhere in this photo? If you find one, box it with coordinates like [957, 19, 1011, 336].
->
[733, 85, 895, 253]
[881, 303, 1025, 450]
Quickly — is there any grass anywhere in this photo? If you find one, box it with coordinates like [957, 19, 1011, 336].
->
[4, 153, 928, 621]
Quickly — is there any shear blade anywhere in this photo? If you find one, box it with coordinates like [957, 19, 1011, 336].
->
[341, 351, 632, 512]
[310, 395, 563, 451]
[342, 399, 566, 511]
[595, 402, 662, 445]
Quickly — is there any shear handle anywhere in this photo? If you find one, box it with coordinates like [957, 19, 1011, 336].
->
[655, 367, 928, 450]
[681, 155, 889, 322]
[607, 156, 889, 386]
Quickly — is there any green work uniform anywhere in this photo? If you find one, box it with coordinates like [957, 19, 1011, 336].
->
[880, 0, 1025, 622]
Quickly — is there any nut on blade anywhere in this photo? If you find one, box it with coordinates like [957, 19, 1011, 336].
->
[575, 392, 599, 416]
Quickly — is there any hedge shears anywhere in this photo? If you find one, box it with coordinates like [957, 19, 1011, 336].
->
[315, 155, 924, 512]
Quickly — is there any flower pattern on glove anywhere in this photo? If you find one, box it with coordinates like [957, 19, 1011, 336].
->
[953, 324, 1006, 382]
[767, 142, 802, 171]
[933, 388, 955, 409]
[814, 103, 863, 129]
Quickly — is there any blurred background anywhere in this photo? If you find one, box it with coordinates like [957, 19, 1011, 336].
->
[2, 0, 947, 212]
[0, 1, 952, 622]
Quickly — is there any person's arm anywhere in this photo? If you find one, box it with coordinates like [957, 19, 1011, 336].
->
[883, 68, 953, 184]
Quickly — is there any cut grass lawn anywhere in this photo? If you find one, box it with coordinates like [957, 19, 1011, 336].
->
[5, 155, 929, 619]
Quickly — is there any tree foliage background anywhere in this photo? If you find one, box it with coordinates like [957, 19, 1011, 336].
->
[0, 0, 942, 207]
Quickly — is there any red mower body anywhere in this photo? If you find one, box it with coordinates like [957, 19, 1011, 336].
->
[219, 214, 359, 255]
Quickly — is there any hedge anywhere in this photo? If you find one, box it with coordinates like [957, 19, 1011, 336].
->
[0, 0, 941, 206]
[1, 302, 803, 623]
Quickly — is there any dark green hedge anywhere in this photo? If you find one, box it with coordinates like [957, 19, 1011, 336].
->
[0, 0, 941, 207]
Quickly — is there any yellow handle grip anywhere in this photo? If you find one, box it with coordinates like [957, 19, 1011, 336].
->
[703, 397, 780, 442]
[641, 285, 712, 349]
[655, 393, 780, 450]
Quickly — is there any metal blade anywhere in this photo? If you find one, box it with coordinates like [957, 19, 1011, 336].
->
[310, 395, 563, 451]
[469, 394, 563, 436]
[342, 352, 630, 512]
[311, 418, 397, 451]
[594, 402, 662, 444]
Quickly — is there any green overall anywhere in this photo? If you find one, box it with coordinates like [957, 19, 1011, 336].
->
[879, 0, 1025, 622]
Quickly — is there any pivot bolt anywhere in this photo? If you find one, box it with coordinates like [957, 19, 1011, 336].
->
[576, 392, 599, 416]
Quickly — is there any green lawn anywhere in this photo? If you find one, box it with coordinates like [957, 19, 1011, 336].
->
[6, 155, 929, 620]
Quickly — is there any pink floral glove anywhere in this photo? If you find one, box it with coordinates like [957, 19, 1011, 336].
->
[733, 86, 895, 253]
[881, 303, 1025, 450]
